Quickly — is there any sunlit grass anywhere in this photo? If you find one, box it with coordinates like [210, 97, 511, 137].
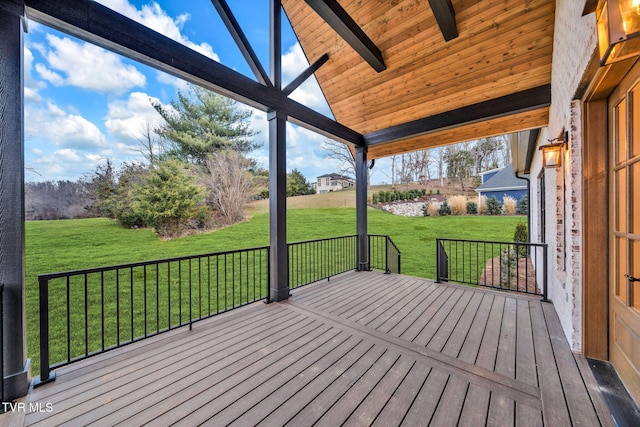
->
[25, 209, 525, 374]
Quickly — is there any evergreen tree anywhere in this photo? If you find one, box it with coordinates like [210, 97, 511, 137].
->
[152, 84, 259, 164]
[136, 159, 207, 237]
[287, 169, 315, 196]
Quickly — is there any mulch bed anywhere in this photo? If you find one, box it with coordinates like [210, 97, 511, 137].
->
[481, 255, 539, 294]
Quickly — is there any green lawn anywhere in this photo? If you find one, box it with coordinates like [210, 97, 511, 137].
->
[25, 208, 525, 373]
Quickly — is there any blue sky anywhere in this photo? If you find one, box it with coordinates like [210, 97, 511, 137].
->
[23, 0, 392, 184]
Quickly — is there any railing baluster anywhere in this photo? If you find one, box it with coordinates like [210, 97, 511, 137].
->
[433, 238, 548, 298]
[36, 238, 397, 381]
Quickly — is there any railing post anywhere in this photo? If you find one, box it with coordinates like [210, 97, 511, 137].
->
[541, 244, 550, 302]
[34, 276, 55, 386]
[385, 236, 390, 274]
[1, 284, 4, 408]
[435, 239, 442, 283]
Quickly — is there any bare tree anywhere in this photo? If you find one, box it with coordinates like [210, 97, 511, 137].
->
[136, 122, 164, 167]
[202, 151, 256, 226]
[322, 139, 356, 177]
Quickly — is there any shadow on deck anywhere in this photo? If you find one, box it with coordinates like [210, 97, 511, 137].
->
[3, 271, 614, 426]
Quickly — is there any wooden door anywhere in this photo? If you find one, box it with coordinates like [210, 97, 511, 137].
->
[609, 63, 640, 404]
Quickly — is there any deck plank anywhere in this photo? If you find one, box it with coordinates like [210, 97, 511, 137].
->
[9, 271, 611, 427]
[530, 302, 572, 426]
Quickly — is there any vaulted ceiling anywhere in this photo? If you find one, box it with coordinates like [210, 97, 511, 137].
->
[20, 0, 555, 161]
[282, 0, 555, 158]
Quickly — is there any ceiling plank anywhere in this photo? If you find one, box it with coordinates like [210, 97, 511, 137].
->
[367, 108, 550, 158]
[364, 85, 551, 146]
[303, 0, 386, 72]
[24, 0, 363, 146]
[210, 0, 272, 87]
[428, 0, 458, 41]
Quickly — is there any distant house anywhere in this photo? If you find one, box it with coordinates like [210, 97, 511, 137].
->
[475, 164, 527, 204]
[316, 173, 355, 194]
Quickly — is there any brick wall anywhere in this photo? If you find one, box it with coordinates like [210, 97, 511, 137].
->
[530, 0, 596, 352]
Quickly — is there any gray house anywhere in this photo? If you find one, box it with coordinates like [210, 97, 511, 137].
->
[475, 164, 527, 205]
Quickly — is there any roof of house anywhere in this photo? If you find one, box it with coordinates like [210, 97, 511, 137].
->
[475, 164, 527, 192]
[317, 173, 355, 182]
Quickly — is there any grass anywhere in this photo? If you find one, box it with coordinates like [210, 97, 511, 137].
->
[25, 207, 525, 374]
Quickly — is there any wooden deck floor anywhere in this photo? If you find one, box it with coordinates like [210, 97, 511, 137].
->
[5, 271, 613, 426]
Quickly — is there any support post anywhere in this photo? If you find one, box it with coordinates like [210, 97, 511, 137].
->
[0, 4, 31, 400]
[268, 110, 289, 301]
[356, 146, 369, 271]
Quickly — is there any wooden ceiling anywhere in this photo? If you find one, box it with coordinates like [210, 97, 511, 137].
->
[282, 0, 555, 159]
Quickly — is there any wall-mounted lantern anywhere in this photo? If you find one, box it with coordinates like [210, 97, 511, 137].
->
[597, 0, 640, 65]
[539, 143, 564, 168]
[539, 131, 568, 168]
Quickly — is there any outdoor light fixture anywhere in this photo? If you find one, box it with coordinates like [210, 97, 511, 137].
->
[540, 143, 564, 168]
[539, 131, 568, 168]
[597, 0, 640, 65]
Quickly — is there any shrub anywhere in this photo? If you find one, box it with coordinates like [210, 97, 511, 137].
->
[502, 196, 517, 215]
[438, 201, 452, 216]
[466, 201, 478, 214]
[448, 195, 467, 215]
[513, 222, 528, 257]
[478, 195, 487, 214]
[137, 159, 207, 238]
[517, 195, 529, 215]
[486, 196, 502, 215]
[426, 201, 440, 217]
[372, 192, 379, 205]
[421, 203, 429, 216]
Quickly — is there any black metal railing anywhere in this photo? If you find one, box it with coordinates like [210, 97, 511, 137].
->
[288, 235, 357, 289]
[369, 235, 401, 274]
[435, 238, 548, 300]
[37, 246, 269, 384]
[36, 234, 401, 383]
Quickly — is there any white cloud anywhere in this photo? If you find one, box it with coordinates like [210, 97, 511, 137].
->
[35, 34, 146, 94]
[282, 43, 332, 117]
[156, 72, 190, 93]
[25, 101, 108, 150]
[23, 46, 46, 102]
[105, 91, 165, 143]
[97, 0, 219, 61]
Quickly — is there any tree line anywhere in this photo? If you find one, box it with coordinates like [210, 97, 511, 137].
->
[26, 85, 314, 237]
[324, 136, 510, 187]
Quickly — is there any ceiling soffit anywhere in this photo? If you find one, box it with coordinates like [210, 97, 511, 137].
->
[282, 0, 555, 158]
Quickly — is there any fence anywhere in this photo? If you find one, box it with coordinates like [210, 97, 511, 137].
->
[369, 235, 401, 274]
[435, 238, 547, 299]
[37, 246, 270, 384]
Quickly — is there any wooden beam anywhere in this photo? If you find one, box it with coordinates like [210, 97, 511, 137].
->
[210, 0, 272, 87]
[364, 84, 551, 146]
[282, 53, 329, 96]
[428, 0, 458, 41]
[303, 0, 386, 72]
[24, 0, 363, 146]
[0, 5, 31, 401]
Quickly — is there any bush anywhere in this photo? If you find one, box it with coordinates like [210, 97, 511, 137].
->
[513, 222, 528, 257]
[486, 196, 502, 215]
[426, 201, 441, 216]
[466, 201, 477, 214]
[448, 195, 467, 215]
[438, 201, 452, 216]
[478, 195, 487, 214]
[503, 196, 517, 215]
[372, 192, 379, 205]
[137, 159, 208, 238]
[517, 195, 529, 215]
